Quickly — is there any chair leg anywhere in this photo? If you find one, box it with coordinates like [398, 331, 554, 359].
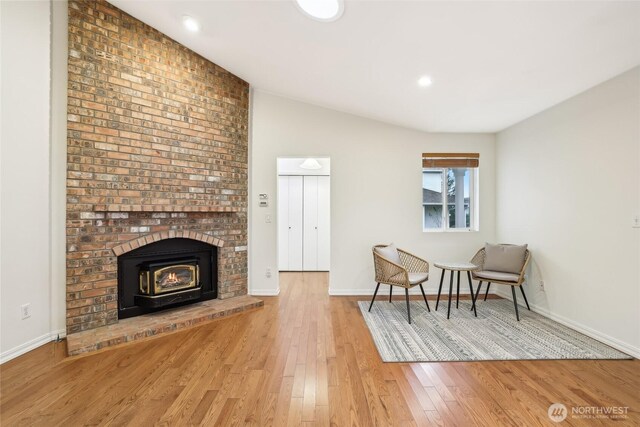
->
[484, 282, 491, 301]
[447, 270, 453, 319]
[368, 283, 380, 312]
[511, 286, 520, 321]
[467, 271, 477, 317]
[389, 285, 392, 302]
[472, 281, 483, 310]
[520, 286, 531, 310]
[419, 283, 430, 312]
[435, 269, 445, 311]
[405, 288, 411, 324]
[456, 271, 460, 309]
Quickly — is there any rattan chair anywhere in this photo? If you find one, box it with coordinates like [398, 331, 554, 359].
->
[371, 244, 430, 323]
[470, 245, 531, 321]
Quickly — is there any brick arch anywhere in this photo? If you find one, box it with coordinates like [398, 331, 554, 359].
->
[111, 230, 225, 256]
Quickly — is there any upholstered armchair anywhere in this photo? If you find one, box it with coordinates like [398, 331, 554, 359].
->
[371, 244, 430, 323]
[470, 244, 531, 321]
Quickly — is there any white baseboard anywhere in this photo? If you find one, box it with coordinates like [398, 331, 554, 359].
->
[0, 329, 66, 364]
[495, 289, 639, 359]
[250, 287, 280, 296]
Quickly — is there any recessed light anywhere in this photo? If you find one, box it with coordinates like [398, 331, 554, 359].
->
[295, 0, 344, 22]
[182, 15, 200, 32]
[418, 75, 433, 87]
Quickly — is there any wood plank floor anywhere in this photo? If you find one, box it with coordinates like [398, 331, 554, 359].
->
[1, 272, 638, 426]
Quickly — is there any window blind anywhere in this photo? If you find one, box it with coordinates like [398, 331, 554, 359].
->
[422, 153, 479, 168]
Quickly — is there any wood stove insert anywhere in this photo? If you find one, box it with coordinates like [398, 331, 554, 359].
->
[118, 238, 217, 319]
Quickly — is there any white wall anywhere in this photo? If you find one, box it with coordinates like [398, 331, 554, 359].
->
[51, 0, 68, 342]
[495, 67, 640, 357]
[1, 0, 53, 362]
[0, 0, 67, 364]
[250, 91, 495, 296]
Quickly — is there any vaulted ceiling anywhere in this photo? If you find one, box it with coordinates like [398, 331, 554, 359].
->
[110, 0, 640, 132]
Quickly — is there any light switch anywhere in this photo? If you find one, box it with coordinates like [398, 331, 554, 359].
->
[265, 214, 272, 223]
[633, 215, 640, 228]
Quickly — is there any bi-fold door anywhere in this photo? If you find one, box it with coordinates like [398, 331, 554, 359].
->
[278, 175, 330, 271]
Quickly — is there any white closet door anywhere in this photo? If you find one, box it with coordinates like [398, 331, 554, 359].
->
[288, 176, 304, 270]
[303, 176, 318, 271]
[277, 176, 289, 271]
[316, 176, 330, 271]
[278, 176, 303, 271]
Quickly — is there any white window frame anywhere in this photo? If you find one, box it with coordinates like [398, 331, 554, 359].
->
[422, 167, 479, 232]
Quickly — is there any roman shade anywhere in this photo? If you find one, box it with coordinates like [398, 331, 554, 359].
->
[422, 153, 479, 168]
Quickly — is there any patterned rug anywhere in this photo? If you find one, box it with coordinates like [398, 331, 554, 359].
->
[358, 299, 631, 362]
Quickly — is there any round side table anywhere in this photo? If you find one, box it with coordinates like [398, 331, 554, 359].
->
[433, 262, 479, 319]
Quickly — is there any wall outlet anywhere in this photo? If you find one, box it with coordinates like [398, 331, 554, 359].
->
[265, 268, 272, 278]
[21, 303, 31, 319]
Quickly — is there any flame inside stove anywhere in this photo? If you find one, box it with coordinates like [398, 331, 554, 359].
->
[152, 264, 197, 294]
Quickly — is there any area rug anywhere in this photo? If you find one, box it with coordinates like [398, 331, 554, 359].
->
[358, 299, 631, 362]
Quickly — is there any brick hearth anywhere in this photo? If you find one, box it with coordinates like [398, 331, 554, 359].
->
[66, 295, 263, 356]
[65, 0, 252, 347]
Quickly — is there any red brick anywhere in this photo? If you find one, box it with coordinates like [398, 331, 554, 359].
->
[66, 0, 248, 335]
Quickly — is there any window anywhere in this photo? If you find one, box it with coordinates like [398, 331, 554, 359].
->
[422, 153, 479, 231]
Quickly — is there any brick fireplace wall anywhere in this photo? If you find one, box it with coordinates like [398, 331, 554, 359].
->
[66, 0, 249, 334]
